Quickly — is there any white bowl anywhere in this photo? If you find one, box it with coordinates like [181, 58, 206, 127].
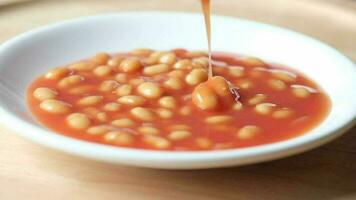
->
[0, 12, 355, 169]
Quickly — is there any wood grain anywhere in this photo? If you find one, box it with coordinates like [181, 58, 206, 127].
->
[0, 0, 355, 199]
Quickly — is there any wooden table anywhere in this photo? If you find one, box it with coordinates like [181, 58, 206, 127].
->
[0, 0, 355, 199]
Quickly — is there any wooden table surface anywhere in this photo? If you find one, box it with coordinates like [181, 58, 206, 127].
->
[0, 0, 355, 199]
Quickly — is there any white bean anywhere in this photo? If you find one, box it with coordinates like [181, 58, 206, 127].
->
[93, 65, 111, 77]
[77, 95, 103, 106]
[143, 64, 170, 76]
[33, 87, 57, 101]
[237, 125, 261, 139]
[40, 99, 71, 114]
[255, 103, 276, 115]
[137, 82, 163, 99]
[99, 80, 118, 92]
[116, 84, 133, 97]
[143, 135, 171, 149]
[58, 75, 84, 88]
[103, 102, 121, 112]
[45, 67, 70, 80]
[158, 96, 176, 109]
[205, 115, 233, 124]
[131, 107, 156, 122]
[138, 126, 160, 135]
[66, 113, 91, 130]
[111, 118, 135, 128]
[117, 95, 145, 106]
[104, 131, 133, 145]
[168, 130, 191, 141]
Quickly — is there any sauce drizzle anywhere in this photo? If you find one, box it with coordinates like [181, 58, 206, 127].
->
[201, 0, 212, 78]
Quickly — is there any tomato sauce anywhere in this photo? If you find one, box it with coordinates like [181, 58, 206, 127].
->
[27, 49, 331, 151]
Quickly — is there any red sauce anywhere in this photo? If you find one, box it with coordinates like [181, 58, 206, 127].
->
[27, 50, 331, 151]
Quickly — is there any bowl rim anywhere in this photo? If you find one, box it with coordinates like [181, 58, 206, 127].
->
[0, 11, 355, 168]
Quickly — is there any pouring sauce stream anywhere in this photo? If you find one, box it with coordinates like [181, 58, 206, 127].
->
[201, 0, 213, 78]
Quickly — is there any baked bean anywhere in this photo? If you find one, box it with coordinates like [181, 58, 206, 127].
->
[111, 118, 135, 128]
[237, 125, 261, 139]
[173, 59, 192, 70]
[45, 67, 70, 80]
[150, 51, 167, 58]
[137, 82, 163, 99]
[107, 57, 124, 68]
[168, 130, 191, 141]
[168, 124, 191, 131]
[93, 65, 111, 77]
[115, 73, 128, 83]
[228, 66, 244, 77]
[291, 85, 315, 98]
[69, 85, 95, 95]
[179, 106, 192, 116]
[192, 57, 209, 68]
[116, 84, 133, 97]
[87, 125, 114, 135]
[195, 137, 212, 148]
[249, 68, 265, 78]
[159, 52, 177, 65]
[208, 76, 231, 97]
[143, 57, 158, 65]
[99, 80, 118, 92]
[143, 64, 170, 76]
[131, 48, 153, 57]
[185, 51, 207, 58]
[241, 57, 266, 67]
[143, 135, 171, 149]
[192, 84, 218, 110]
[91, 52, 110, 65]
[66, 113, 91, 130]
[156, 108, 173, 119]
[270, 69, 297, 82]
[164, 77, 184, 90]
[255, 103, 276, 115]
[40, 99, 71, 114]
[131, 107, 156, 121]
[117, 95, 145, 106]
[185, 68, 208, 85]
[138, 126, 160, 135]
[103, 102, 121, 112]
[205, 115, 233, 124]
[96, 112, 109, 122]
[77, 95, 103, 106]
[272, 108, 294, 119]
[129, 78, 145, 86]
[248, 94, 267, 105]
[168, 70, 185, 78]
[119, 58, 142, 72]
[268, 79, 287, 90]
[104, 131, 133, 146]
[58, 75, 84, 88]
[158, 96, 176, 109]
[33, 87, 57, 101]
[232, 102, 243, 111]
[28, 49, 331, 151]
[68, 62, 94, 71]
[236, 79, 253, 89]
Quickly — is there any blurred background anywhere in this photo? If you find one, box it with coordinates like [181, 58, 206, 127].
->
[0, 0, 355, 60]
